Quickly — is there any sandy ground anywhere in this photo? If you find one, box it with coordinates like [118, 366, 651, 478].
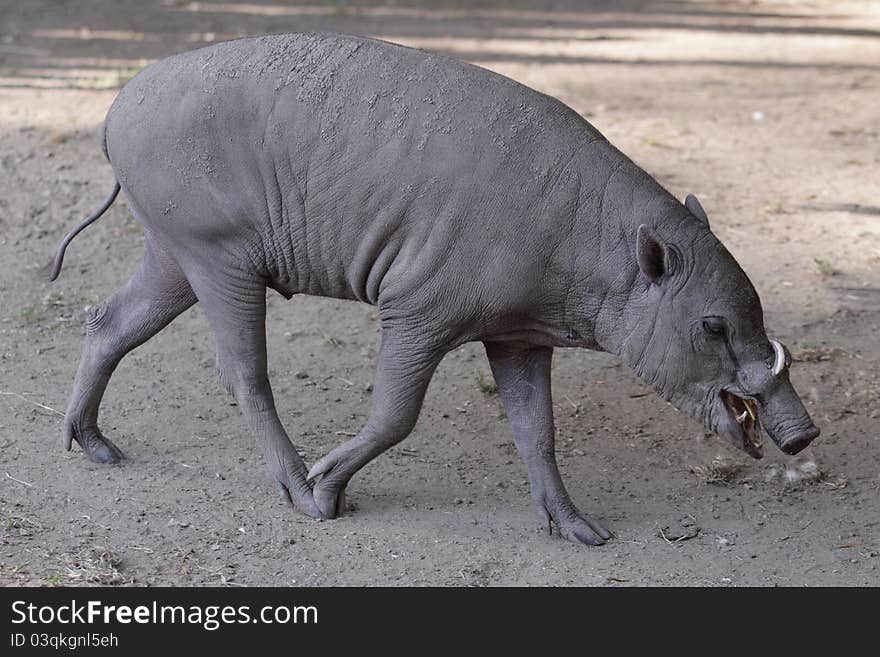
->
[1, 0, 878, 586]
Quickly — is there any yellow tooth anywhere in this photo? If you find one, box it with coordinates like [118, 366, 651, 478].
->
[744, 400, 757, 421]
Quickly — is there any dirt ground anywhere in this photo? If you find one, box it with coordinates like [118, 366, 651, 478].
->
[1, 0, 878, 587]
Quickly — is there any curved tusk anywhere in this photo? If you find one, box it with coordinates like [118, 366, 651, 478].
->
[770, 339, 786, 376]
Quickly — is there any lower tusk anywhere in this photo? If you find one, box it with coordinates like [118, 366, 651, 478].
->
[770, 339, 786, 376]
[736, 410, 748, 424]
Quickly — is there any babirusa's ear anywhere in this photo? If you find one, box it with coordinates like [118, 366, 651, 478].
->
[637, 224, 667, 283]
[684, 193, 710, 228]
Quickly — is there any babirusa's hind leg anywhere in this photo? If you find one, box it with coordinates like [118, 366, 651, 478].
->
[307, 323, 445, 518]
[64, 238, 197, 463]
[191, 274, 321, 519]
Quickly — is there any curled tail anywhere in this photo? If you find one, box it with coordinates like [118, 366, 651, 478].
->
[47, 180, 121, 281]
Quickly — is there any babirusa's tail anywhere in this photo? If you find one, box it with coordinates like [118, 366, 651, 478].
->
[47, 180, 121, 281]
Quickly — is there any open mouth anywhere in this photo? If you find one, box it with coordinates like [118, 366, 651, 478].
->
[721, 390, 763, 459]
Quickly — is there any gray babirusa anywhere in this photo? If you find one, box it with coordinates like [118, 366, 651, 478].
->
[50, 33, 819, 545]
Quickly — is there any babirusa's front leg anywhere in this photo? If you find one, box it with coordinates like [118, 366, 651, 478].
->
[307, 323, 445, 518]
[484, 342, 611, 546]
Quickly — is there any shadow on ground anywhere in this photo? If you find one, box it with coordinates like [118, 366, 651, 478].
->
[2, 0, 878, 91]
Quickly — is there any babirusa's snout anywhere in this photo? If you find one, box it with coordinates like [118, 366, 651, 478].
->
[759, 373, 820, 455]
[778, 421, 820, 455]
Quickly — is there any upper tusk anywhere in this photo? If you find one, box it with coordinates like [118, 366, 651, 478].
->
[770, 339, 786, 376]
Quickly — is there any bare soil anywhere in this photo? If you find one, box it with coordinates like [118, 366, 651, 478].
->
[1, 0, 878, 586]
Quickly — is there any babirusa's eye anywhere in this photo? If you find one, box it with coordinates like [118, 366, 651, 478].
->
[702, 316, 727, 339]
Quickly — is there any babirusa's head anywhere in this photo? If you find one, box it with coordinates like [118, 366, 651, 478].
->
[621, 194, 819, 459]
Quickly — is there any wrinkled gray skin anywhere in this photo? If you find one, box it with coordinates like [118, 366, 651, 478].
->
[55, 33, 819, 545]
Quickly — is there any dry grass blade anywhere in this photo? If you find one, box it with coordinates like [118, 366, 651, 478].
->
[0, 391, 65, 417]
[691, 456, 743, 485]
[63, 546, 132, 586]
[5, 472, 33, 487]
